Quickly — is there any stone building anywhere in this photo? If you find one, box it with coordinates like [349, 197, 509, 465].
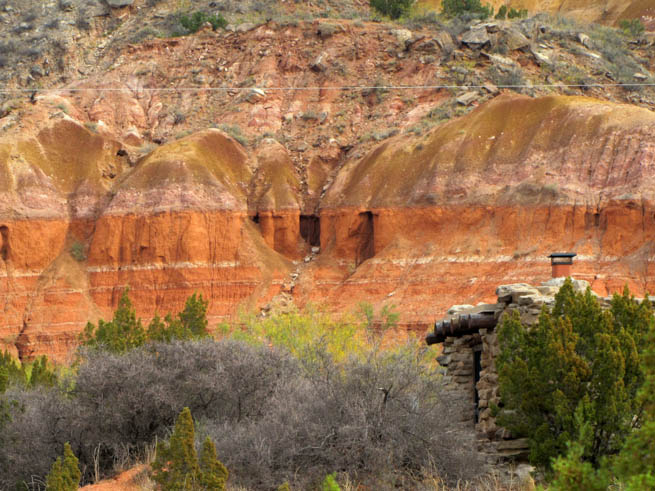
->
[425, 276, 596, 463]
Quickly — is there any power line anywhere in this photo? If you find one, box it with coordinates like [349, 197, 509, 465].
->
[1, 82, 655, 94]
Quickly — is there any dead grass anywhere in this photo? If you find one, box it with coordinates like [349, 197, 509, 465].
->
[425, 469, 532, 490]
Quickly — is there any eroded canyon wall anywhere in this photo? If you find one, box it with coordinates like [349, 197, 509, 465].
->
[1, 94, 655, 360]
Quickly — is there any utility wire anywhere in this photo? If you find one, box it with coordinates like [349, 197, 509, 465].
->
[1, 82, 655, 93]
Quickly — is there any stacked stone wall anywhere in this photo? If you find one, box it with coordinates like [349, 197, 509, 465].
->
[434, 277, 615, 462]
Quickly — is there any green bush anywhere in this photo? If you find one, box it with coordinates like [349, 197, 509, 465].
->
[496, 280, 652, 469]
[369, 0, 414, 20]
[495, 5, 507, 19]
[550, 440, 610, 491]
[619, 18, 645, 38]
[27, 355, 57, 388]
[80, 289, 209, 352]
[45, 443, 80, 491]
[199, 437, 229, 489]
[0, 351, 57, 390]
[214, 123, 248, 146]
[321, 473, 341, 491]
[441, 0, 493, 19]
[70, 241, 86, 261]
[180, 11, 227, 33]
[0, 351, 23, 391]
[153, 407, 227, 490]
[486, 65, 524, 92]
[587, 24, 644, 90]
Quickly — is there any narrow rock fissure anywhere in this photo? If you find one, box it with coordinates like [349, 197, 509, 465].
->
[300, 215, 320, 247]
[251, 213, 260, 224]
[15, 321, 27, 363]
[355, 211, 374, 266]
[0, 225, 9, 261]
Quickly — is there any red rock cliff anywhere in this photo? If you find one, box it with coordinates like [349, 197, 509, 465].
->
[1, 94, 655, 359]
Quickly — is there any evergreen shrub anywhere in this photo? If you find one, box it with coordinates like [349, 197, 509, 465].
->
[369, 0, 414, 20]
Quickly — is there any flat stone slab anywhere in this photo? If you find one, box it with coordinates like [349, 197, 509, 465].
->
[447, 304, 475, 315]
[462, 26, 490, 47]
[107, 0, 134, 7]
[541, 277, 590, 292]
[497, 438, 530, 451]
[496, 283, 539, 303]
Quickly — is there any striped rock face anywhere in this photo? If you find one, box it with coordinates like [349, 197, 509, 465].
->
[2, 94, 655, 359]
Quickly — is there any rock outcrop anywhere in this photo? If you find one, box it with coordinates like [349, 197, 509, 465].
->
[2, 92, 655, 360]
[0, 122, 293, 360]
[295, 94, 655, 330]
[1, 10, 655, 360]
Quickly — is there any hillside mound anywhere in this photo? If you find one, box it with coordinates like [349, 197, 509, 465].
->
[324, 94, 655, 208]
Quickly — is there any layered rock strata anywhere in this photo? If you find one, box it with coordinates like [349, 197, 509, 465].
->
[2, 94, 655, 360]
[297, 94, 655, 328]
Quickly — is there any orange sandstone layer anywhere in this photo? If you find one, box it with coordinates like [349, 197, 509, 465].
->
[3, 203, 652, 360]
[294, 204, 655, 330]
[1, 211, 292, 361]
[2, 94, 655, 359]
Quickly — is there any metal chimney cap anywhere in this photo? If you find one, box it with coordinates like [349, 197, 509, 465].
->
[548, 252, 577, 258]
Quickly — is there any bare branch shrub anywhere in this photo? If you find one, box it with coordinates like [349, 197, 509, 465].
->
[0, 340, 480, 488]
[202, 345, 480, 489]
[0, 340, 296, 485]
[0, 388, 75, 488]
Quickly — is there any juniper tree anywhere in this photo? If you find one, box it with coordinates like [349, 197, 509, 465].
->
[152, 407, 199, 489]
[80, 288, 145, 353]
[148, 293, 209, 342]
[199, 437, 228, 490]
[496, 279, 650, 468]
[178, 293, 209, 337]
[153, 407, 228, 490]
[45, 443, 81, 491]
[614, 308, 655, 487]
[81, 289, 210, 349]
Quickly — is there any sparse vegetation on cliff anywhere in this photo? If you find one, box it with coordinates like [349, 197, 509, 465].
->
[441, 0, 494, 19]
[369, 0, 414, 20]
[69, 241, 86, 261]
[619, 18, 645, 38]
[178, 11, 227, 34]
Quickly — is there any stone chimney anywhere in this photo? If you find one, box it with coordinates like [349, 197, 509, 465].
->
[548, 252, 576, 278]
